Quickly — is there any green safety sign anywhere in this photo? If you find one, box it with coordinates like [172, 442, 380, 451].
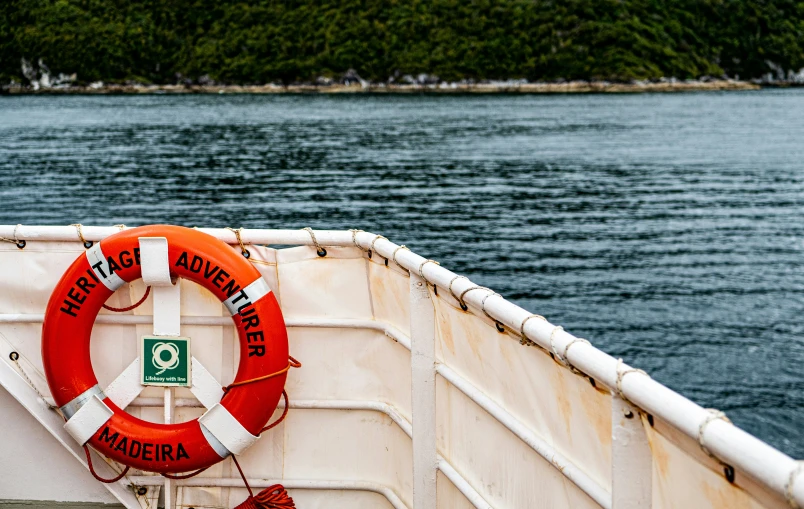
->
[140, 336, 191, 387]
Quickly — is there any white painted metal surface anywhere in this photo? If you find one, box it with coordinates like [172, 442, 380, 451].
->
[410, 273, 438, 509]
[126, 396, 492, 509]
[611, 396, 651, 509]
[0, 339, 141, 508]
[104, 358, 143, 410]
[190, 356, 225, 409]
[356, 231, 802, 509]
[0, 225, 800, 509]
[149, 241, 181, 509]
[436, 362, 611, 508]
[437, 458, 492, 509]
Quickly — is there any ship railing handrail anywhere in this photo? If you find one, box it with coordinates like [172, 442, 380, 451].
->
[0, 225, 801, 507]
[2, 325, 488, 509]
[0, 315, 411, 347]
[2, 312, 603, 506]
[126, 397, 492, 509]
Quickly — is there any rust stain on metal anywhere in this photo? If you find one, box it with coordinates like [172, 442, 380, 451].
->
[497, 330, 515, 367]
[645, 425, 671, 479]
[369, 262, 409, 328]
[435, 304, 456, 354]
[458, 312, 485, 361]
[549, 365, 575, 440]
[702, 480, 754, 509]
[578, 384, 611, 451]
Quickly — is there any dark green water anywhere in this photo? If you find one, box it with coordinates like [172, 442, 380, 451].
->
[1, 91, 802, 457]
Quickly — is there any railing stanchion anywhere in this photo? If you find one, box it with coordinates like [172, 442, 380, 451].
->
[410, 272, 437, 509]
[142, 237, 182, 509]
[612, 395, 652, 508]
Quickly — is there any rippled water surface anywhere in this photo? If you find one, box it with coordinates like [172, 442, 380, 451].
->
[1, 91, 803, 457]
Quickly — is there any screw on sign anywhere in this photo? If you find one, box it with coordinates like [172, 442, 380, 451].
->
[140, 336, 191, 387]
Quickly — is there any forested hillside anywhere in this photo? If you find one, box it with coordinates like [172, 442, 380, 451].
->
[1, 0, 803, 86]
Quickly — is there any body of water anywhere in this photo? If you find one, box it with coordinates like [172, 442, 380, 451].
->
[1, 90, 802, 457]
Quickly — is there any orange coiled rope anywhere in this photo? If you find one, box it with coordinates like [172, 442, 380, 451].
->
[84, 445, 130, 483]
[102, 286, 151, 312]
[222, 357, 301, 395]
[233, 456, 296, 509]
[234, 486, 296, 509]
[228, 362, 300, 508]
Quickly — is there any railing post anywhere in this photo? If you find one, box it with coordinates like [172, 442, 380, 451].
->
[141, 237, 181, 509]
[612, 395, 652, 508]
[410, 273, 437, 509]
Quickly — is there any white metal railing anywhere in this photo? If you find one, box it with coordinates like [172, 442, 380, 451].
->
[437, 363, 610, 508]
[0, 314, 411, 348]
[126, 397, 492, 509]
[0, 311, 609, 506]
[1, 225, 801, 508]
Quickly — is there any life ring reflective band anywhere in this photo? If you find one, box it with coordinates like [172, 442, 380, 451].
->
[42, 225, 289, 473]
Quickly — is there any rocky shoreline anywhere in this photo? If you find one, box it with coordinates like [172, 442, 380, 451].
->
[1, 79, 768, 95]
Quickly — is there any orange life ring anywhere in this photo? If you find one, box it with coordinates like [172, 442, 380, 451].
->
[42, 225, 289, 473]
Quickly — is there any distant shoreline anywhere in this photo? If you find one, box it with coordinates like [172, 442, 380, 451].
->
[2, 79, 779, 95]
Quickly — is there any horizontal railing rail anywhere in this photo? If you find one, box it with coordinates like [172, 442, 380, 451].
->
[1, 312, 593, 505]
[127, 397, 492, 509]
[128, 476, 409, 509]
